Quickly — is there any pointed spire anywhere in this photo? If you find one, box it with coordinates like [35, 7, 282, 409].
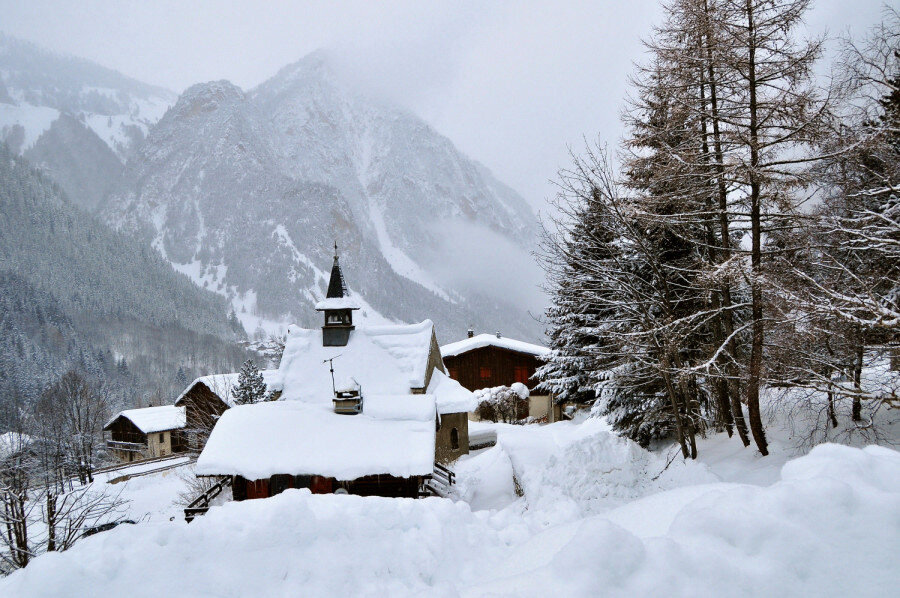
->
[326, 247, 349, 299]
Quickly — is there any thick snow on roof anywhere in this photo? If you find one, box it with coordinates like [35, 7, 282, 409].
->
[275, 320, 436, 403]
[364, 394, 436, 421]
[427, 369, 478, 414]
[174, 370, 280, 408]
[105, 405, 185, 434]
[196, 400, 436, 480]
[440, 334, 550, 358]
[315, 297, 360, 310]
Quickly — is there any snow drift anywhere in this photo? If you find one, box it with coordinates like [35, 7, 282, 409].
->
[2, 441, 897, 597]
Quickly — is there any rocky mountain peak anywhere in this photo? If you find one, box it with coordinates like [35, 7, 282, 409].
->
[172, 80, 247, 119]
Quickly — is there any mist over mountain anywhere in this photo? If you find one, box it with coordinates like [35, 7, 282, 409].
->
[103, 52, 545, 342]
[0, 32, 175, 210]
[0, 33, 544, 350]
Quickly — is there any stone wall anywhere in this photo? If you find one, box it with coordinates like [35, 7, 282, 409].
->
[435, 411, 469, 463]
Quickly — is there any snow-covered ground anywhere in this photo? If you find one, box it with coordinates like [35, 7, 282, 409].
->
[2, 407, 898, 596]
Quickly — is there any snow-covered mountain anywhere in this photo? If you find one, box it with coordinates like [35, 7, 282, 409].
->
[103, 53, 544, 342]
[0, 33, 175, 210]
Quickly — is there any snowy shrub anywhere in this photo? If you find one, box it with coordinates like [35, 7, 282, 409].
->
[474, 385, 528, 423]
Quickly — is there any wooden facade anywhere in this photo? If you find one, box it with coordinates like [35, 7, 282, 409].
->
[104, 417, 186, 462]
[443, 345, 542, 393]
[232, 473, 423, 501]
[444, 344, 560, 422]
[175, 382, 230, 451]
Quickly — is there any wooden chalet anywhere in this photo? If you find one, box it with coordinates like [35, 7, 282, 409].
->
[174, 370, 279, 451]
[441, 331, 559, 421]
[103, 406, 187, 462]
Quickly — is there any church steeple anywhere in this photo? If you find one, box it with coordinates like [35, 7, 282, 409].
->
[315, 244, 359, 347]
[326, 243, 349, 299]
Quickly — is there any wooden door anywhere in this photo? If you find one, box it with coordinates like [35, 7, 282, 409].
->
[246, 478, 269, 499]
[310, 476, 333, 494]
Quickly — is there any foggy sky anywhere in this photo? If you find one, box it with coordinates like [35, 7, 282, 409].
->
[0, 0, 889, 215]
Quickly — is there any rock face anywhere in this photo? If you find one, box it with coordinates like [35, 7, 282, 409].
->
[103, 54, 544, 342]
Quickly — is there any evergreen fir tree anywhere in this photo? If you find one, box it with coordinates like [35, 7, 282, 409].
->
[233, 359, 267, 405]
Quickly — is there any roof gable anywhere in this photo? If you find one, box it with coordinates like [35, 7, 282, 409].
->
[440, 334, 549, 359]
[104, 405, 185, 434]
[174, 370, 280, 408]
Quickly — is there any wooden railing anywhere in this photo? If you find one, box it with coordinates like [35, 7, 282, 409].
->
[106, 440, 146, 452]
[433, 462, 456, 487]
[184, 476, 232, 522]
[422, 462, 456, 498]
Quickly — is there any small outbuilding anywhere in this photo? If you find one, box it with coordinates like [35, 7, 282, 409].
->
[441, 331, 557, 421]
[103, 405, 187, 461]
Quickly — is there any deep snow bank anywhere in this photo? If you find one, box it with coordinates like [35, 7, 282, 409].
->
[470, 443, 900, 597]
[458, 419, 718, 522]
[4, 443, 896, 597]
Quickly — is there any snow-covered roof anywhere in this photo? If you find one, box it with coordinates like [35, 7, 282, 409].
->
[427, 369, 479, 414]
[195, 399, 436, 480]
[104, 405, 186, 434]
[440, 334, 550, 358]
[364, 394, 436, 421]
[174, 370, 280, 408]
[275, 320, 437, 403]
[315, 297, 360, 310]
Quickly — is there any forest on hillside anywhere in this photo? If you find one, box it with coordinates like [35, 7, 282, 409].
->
[0, 144, 250, 427]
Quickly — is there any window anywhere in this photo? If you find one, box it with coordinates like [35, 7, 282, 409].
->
[514, 366, 530, 384]
[327, 312, 349, 325]
[159, 433, 164, 443]
[479, 366, 492, 380]
[450, 428, 459, 450]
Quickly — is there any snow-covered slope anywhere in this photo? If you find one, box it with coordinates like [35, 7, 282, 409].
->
[102, 53, 544, 342]
[0, 33, 175, 210]
[253, 52, 536, 285]
[0, 33, 174, 159]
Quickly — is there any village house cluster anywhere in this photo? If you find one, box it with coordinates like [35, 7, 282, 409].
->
[103, 248, 561, 509]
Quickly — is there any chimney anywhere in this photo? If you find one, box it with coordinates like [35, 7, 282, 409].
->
[467, 327, 474, 338]
[496, 331, 501, 338]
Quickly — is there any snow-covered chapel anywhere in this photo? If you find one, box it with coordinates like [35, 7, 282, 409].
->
[194, 248, 476, 500]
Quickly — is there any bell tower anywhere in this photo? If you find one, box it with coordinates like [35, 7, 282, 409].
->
[315, 243, 360, 347]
